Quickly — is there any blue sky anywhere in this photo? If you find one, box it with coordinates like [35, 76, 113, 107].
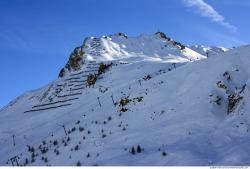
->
[0, 0, 249, 108]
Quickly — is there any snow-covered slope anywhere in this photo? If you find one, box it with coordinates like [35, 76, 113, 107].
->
[1, 33, 250, 166]
[189, 45, 229, 57]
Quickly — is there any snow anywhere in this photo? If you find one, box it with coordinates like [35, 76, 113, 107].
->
[1, 32, 250, 166]
[189, 45, 229, 56]
[80, 33, 205, 65]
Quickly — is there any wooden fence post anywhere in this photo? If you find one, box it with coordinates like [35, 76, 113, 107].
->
[97, 97, 101, 107]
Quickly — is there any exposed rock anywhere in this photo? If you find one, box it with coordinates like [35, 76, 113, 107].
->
[87, 74, 97, 87]
[155, 31, 171, 41]
[227, 94, 243, 114]
[116, 32, 128, 39]
[65, 47, 84, 71]
[98, 63, 113, 75]
[59, 68, 65, 78]
[59, 46, 85, 77]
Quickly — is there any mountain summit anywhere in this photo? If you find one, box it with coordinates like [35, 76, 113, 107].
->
[1, 32, 250, 166]
[59, 32, 205, 77]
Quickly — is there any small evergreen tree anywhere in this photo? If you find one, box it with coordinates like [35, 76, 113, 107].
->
[25, 158, 29, 165]
[131, 147, 136, 155]
[137, 145, 142, 153]
[162, 152, 167, 156]
[75, 145, 79, 151]
[76, 161, 81, 166]
[53, 140, 58, 146]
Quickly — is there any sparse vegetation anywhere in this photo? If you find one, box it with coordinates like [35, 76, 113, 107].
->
[119, 97, 131, 107]
[143, 75, 152, 81]
[215, 96, 222, 105]
[120, 107, 128, 112]
[71, 127, 76, 132]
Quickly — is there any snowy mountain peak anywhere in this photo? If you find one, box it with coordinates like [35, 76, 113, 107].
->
[1, 39, 250, 165]
[59, 32, 206, 77]
[189, 45, 229, 57]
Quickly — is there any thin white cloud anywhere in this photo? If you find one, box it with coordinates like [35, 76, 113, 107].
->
[182, 0, 237, 32]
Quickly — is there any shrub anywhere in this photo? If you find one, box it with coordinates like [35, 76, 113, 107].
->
[215, 96, 222, 105]
[143, 75, 152, 80]
[134, 97, 143, 102]
[71, 127, 76, 132]
[162, 152, 167, 156]
[79, 126, 84, 132]
[108, 116, 112, 121]
[119, 98, 130, 107]
[75, 145, 79, 151]
[53, 140, 58, 146]
[120, 108, 128, 112]
[180, 44, 185, 50]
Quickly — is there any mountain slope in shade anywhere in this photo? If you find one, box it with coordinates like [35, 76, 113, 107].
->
[1, 33, 250, 166]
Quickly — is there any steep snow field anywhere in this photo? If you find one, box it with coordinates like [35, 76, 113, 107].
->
[1, 33, 250, 166]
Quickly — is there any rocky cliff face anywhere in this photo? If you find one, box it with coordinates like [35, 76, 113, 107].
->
[59, 47, 85, 77]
